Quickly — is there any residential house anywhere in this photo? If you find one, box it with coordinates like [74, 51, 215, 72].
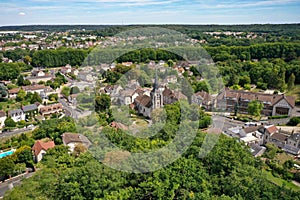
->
[8, 109, 25, 122]
[22, 85, 49, 94]
[217, 88, 295, 116]
[60, 64, 72, 74]
[163, 88, 187, 105]
[40, 103, 63, 116]
[260, 125, 289, 148]
[164, 75, 177, 84]
[25, 72, 52, 84]
[103, 85, 123, 96]
[8, 88, 20, 98]
[22, 104, 38, 120]
[249, 143, 266, 157]
[62, 132, 91, 152]
[32, 140, 55, 162]
[283, 133, 300, 155]
[134, 95, 152, 118]
[191, 91, 213, 110]
[0, 110, 7, 129]
[239, 125, 264, 145]
[119, 89, 139, 105]
[31, 70, 45, 77]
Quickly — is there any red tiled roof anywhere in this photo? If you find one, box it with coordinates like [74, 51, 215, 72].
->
[40, 103, 63, 113]
[266, 125, 278, 134]
[32, 140, 55, 156]
[8, 88, 20, 94]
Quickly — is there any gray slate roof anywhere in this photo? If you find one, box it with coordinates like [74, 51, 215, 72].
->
[289, 133, 300, 142]
[22, 104, 38, 112]
[9, 109, 24, 116]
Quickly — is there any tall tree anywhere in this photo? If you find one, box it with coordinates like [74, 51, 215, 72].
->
[95, 94, 111, 113]
[16, 89, 26, 102]
[30, 92, 42, 104]
[248, 100, 263, 117]
[287, 73, 295, 90]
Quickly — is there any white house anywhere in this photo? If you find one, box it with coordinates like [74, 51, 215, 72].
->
[8, 109, 25, 122]
[0, 110, 7, 129]
[62, 132, 91, 152]
[32, 140, 55, 162]
[119, 89, 139, 105]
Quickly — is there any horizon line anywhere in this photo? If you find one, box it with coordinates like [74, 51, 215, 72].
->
[1, 22, 300, 27]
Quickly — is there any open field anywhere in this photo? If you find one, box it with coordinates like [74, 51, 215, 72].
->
[262, 170, 300, 191]
[286, 85, 300, 101]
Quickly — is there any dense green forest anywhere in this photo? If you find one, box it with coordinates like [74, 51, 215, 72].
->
[4, 133, 300, 199]
[3, 99, 300, 199]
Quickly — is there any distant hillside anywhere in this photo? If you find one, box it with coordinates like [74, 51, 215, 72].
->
[0, 24, 299, 34]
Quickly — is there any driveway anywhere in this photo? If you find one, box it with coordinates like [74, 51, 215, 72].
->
[0, 126, 36, 139]
[0, 172, 35, 198]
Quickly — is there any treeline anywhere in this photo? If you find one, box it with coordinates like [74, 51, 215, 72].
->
[31, 48, 88, 68]
[25, 42, 300, 67]
[1, 24, 299, 36]
[218, 59, 300, 90]
[0, 63, 26, 80]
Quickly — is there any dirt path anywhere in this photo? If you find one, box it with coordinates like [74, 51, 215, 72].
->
[292, 180, 300, 187]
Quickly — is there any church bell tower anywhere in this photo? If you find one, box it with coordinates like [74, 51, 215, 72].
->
[151, 67, 163, 109]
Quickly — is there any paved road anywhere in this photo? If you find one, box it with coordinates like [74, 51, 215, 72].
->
[0, 126, 36, 139]
[212, 115, 244, 131]
[59, 98, 77, 118]
[0, 172, 35, 198]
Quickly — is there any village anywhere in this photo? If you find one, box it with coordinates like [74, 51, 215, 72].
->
[0, 34, 300, 197]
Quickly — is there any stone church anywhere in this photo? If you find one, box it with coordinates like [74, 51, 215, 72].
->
[134, 71, 187, 118]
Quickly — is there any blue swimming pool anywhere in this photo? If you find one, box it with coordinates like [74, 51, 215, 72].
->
[0, 149, 15, 159]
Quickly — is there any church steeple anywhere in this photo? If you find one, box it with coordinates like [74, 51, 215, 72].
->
[151, 66, 163, 109]
[153, 66, 158, 90]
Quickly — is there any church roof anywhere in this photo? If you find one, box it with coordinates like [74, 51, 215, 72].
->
[135, 95, 152, 108]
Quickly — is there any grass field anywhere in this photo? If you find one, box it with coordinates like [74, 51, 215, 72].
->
[286, 85, 300, 101]
[262, 170, 300, 191]
[275, 152, 294, 165]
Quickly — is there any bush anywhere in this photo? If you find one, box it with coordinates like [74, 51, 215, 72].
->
[268, 115, 289, 119]
[287, 117, 300, 126]
[5, 117, 16, 127]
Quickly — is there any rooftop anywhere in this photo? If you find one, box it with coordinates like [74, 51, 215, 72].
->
[32, 140, 55, 156]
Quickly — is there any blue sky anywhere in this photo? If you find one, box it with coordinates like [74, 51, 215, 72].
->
[0, 0, 299, 25]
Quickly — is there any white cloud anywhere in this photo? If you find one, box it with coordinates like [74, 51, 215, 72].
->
[18, 12, 26, 16]
[200, 0, 298, 9]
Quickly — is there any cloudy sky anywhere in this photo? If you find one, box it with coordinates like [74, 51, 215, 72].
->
[0, 0, 299, 25]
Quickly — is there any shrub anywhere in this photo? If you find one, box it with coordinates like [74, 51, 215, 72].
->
[287, 117, 300, 126]
[268, 115, 289, 119]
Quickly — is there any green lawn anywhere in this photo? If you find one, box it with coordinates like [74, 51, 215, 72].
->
[262, 170, 300, 191]
[0, 101, 19, 112]
[275, 152, 294, 165]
